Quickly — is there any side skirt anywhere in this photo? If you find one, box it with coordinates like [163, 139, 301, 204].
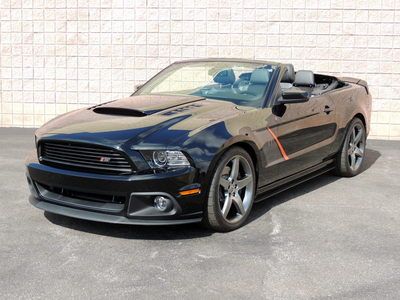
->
[255, 159, 335, 203]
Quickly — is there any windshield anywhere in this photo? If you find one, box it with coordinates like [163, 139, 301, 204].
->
[136, 61, 278, 107]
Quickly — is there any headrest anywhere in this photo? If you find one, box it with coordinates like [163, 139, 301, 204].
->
[294, 70, 315, 87]
[281, 64, 295, 83]
[214, 69, 235, 85]
[239, 72, 251, 81]
[250, 69, 270, 84]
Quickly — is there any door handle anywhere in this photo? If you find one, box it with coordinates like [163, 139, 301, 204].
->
[323, 105, 334, 114]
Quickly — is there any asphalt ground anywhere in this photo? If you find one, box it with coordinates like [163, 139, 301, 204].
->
[0, 128, 399, 299]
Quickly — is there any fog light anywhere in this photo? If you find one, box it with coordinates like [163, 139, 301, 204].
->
[154, 196, 171, 212]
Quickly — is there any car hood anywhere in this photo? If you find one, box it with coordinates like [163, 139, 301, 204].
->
[36, 94, 243, 148]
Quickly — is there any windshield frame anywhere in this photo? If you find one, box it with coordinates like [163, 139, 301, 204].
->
[133, 59, 280, 108]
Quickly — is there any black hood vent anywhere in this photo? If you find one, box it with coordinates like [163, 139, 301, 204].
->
[93, 107, 147, 117]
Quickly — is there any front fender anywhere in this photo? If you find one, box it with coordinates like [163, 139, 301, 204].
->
[177, 121, 263, 193]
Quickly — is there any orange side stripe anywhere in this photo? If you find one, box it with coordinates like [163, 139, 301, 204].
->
[267, 127, 289, 161]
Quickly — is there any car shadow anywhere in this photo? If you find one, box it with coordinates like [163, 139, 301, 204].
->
[359, 147, 381, 173]
[247, 148, 381, 224]
[44, 148, 381, 239]
[44, 212, 215, 240]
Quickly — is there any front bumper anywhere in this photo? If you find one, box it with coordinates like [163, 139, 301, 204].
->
[26, 157, 204, 225]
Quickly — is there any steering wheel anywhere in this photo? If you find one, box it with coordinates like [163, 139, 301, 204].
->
[232, 79, 249, 94]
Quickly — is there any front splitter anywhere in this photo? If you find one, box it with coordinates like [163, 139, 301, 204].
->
[29, 196, 203, 226]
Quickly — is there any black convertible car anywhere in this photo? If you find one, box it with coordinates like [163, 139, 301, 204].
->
[26, 59, 372, 231]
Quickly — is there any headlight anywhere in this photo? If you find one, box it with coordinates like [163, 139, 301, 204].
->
[140, 150, 190, 169]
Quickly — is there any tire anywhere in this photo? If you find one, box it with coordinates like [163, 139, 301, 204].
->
[334, 118, 366, 177]
[203, 147, 256, 232]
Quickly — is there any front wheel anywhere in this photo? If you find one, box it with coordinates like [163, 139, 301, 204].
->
[203, 147, 256, 232]
[335, 118, 366, 177]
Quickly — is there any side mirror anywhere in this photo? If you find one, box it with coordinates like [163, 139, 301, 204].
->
[279, 88, 310, 104]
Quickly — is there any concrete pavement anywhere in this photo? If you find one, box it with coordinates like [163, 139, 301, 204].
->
[0, 128, 399, 299]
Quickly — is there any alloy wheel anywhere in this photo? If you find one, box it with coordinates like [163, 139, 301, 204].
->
[347, 123, 365, 171]
[218, 155, 254, 223]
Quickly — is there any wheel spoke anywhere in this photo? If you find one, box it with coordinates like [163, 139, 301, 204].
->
[220, 177, 230, 189]
[230, 157, 240, 180]
[237, 175, 252, 190]
[350, 153, 356, 167]
[354, 147, 364, 157]
[221, 195, 232, 218]
[232, 195, 245, 215]
[354, 129, 363, 144]
[350, 128, 355, 143]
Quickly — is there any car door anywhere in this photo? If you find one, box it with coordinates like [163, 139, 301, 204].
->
[262, 92, 337, 184]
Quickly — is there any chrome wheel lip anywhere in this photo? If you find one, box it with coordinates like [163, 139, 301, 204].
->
[218, 155, 254, 224]
[348, 123, 365, 171]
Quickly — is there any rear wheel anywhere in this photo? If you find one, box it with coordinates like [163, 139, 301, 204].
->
[335, 118, 366, 177]
[203, 147, 256, 232]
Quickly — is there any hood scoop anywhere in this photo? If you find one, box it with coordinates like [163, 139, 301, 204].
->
[90, 94, 205, 117]
[93, 107, 147, 117]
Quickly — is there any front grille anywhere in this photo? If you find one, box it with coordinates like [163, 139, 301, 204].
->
[39, 141, 134, 175]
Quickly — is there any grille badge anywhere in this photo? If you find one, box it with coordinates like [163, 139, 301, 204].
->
[99, 157, 111, 162]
